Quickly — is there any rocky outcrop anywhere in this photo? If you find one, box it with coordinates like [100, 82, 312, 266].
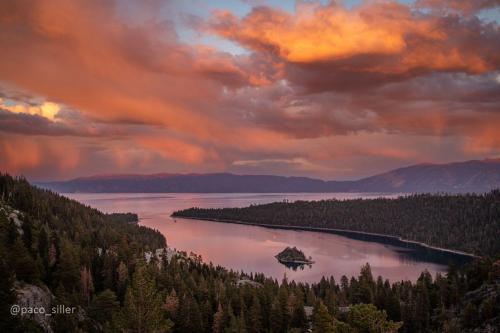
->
[459, 276, 500, 333]
[15, 282, 54, 333]
[1, 204, 24, 235]
[237, 279, 263, 288]
[144, 247, 178, 264]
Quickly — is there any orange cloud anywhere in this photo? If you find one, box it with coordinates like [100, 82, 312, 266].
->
[0, 98, 60, 120]
[211, 3, 412, 62]
[1, 0, 500, 180]
[0, 0, 242, 140]
[208, 1, 498, 75]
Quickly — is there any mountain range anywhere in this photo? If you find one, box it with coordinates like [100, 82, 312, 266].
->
[35, 158, 500, 193]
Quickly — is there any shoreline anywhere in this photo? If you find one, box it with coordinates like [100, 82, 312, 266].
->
[173, 215, 479, 259]
[276, 258, 315, 265]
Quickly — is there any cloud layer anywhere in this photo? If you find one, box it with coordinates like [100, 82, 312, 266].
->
[1, 0, 500, 180]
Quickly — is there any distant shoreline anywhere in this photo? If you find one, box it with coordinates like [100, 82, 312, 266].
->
[173, 216, 479, 259]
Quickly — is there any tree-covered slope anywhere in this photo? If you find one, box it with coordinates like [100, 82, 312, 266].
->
[173, 191, 500, 257]
[1, 174, 499, 333]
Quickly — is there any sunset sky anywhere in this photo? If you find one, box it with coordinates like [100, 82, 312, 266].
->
[1, 0, 500, 181]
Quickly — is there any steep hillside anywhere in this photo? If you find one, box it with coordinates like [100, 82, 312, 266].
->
[1, 174, 499, 333]
[353, 159, 500, 193]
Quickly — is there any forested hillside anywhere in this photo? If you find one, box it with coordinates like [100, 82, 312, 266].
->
[1, 174, 499, 332]
[174, 191, 500, 257]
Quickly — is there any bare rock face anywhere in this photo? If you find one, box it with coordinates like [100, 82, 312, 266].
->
[461, 278, 500, 333]
[15, 282, 54, 333]
[237, 279, 263, 288]
[1, 204, 24, 235]
[144, 247, 178, 265]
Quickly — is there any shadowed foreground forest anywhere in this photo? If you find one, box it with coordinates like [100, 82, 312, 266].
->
[1, 174, 499, 332]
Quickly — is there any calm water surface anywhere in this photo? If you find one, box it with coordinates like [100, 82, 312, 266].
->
[66, 193, 455, 283]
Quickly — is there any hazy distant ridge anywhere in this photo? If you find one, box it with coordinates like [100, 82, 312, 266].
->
[36, 158, 500, 193]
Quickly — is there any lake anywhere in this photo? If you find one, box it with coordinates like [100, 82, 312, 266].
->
[66, 192, 467, 284]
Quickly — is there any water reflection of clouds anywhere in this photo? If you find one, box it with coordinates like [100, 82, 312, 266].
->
[262, 239, 288, 248]
[67, 192, 449, 283]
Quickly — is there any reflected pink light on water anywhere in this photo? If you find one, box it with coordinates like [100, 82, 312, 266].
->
[67, 192, 448, 283]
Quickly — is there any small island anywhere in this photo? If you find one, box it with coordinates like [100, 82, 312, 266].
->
[275, 246, 314, 269]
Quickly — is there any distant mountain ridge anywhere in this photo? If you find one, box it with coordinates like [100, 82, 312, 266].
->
[36, 158, 500, 193]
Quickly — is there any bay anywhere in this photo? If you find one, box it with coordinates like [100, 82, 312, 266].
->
[66, 192, 464, 283]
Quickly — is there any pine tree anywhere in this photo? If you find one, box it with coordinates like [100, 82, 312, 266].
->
[278, 285, 290, 330]
[116, 260, 128, 301]
[213, 302, 225, 333]
[48, 242, 57, 267]
[38, 227, 49, 265]
[80, 266, 94, 306]
[238, 309, 248, 333]
[290, 296, 307, 332]
[11, 237, 39, 282]
[0, 247, 21, 331]
[177, 295, 203, 333]
[52, 282, 79, 332]
[248, 296, 263, 333]
[324, 289, 337, 315]
[415, 279, 430, 332]
[119, 260, 172, 332]
[227, 310, 239, 333]
[54, 241, 79, 289]
[306, 288, 316, 306]
[269, 299, 284, 333]
[312, 301, 335, 333]
[200, 300, 212, 333]
[355, 263, 375, 304]
[164, 289, 179, 322]
[89, 289, 119, 325]
[346, 303, 402, 333]
[101, 252, 117, 291]
[226, 310, 247, 333]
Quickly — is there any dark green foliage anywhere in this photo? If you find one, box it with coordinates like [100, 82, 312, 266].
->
[88, 289, 119, 325]
[105, 212, 139, 224]
[173, 190, 500, 256]
[1, 173, 499, 333]
[290, 296, 307, 332]
[0, 174, 165, 255]
[312, 301, 335, 333]
[248, 296, 263, 333]
[118, 260, 172, 332]
[346, 303, 402, 333]
[11, 237, 39, 283]
[0, 245, 21, 331]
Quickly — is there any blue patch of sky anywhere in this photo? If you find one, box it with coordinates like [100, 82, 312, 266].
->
[3, 99, 17, 107]
[173, 0, 420, 54]
[168, 0, 499, 55]
[172, 0, 328, 54]
[478, 8, 500, 23]
[168, 0, 251, 55]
